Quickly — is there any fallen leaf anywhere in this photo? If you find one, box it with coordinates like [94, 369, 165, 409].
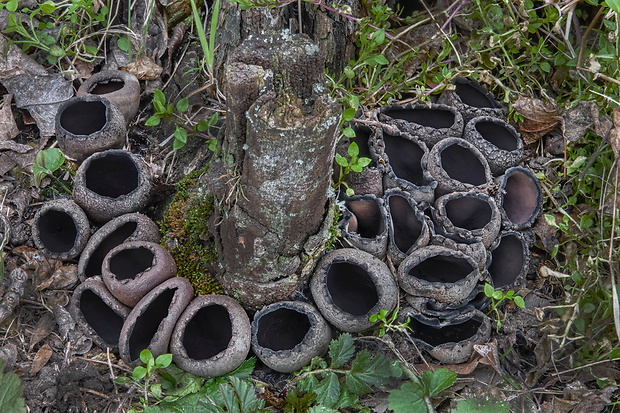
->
[0, 95, 19, 142]
[30, 344, 53, 375]
[513, 97, 563, 144]
[12, 246, 55, 283]
[563, 101, 600, 142]
[120, 54, 163, 81]
[37, 264, 78, 291]
[571, 386, 618, 413]
[29, 312, 56, 350]
[0, 34, 48, 80]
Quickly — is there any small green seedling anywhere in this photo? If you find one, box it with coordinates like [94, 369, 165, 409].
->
[484, 283, 525, 331]
[32, 148, 72, 193]
[334, 142, 372, 196]
[369, 308, 412, 337]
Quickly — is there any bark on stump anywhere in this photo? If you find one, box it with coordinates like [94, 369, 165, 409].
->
[212, 32, 340, 310]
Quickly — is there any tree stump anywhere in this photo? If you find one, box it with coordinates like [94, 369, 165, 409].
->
[211, 32, 340, 309]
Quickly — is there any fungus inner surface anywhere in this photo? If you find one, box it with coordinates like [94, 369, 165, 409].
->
[502, 171, 539, 225]
[440, 144, 487, 185]
[383, 132, 427, 186]
[109, 246, 154, 280]
[326, 261, 379, 316]
[445, 196, 492, 230]
[389, 194, 423, 253]
[454, 81, 496, 108]
[408, 316, 482, 346]
[183, 304, 232, 359]
[383, 107, 455, 129]
[408, 254, 474, 283]
[84, 221, 138, 278]
[346, 198, 384, 238]
[128, 288, 175, 361]
[489, 234, 525, 288]
[257, 308, 311, 351]
[80, 289, 124, 345]
[474, 121, 518, 151]
[60, 100, 107, 135]
[90, 79, 125, 94]
[85, 153, 139, 197]
[38, 210, 78, 253]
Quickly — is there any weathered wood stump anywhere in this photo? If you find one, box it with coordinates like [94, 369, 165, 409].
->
[211, 32, 340, 309]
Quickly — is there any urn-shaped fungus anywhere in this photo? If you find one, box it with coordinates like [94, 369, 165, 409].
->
[55, 95, 126, 162]
[70, 277, 130, 350]
[170, 295, 251, 377]
[462, 116, 523, 175]
[251, 301, 331, 373]
[119, 277, 194, 366]
[339, 194, 389, 258]
[379, 103, 464, 147]
[437, 77, 506, 122]
[486, 230, 530, 289]
[385, 189, 431, 265]
[311, 248, 398, 332]
[102, 241, 176, 307]
[403, 308, 491, 364]
[432, 191, 501, 248]
[427, 137, 493, 195]
[398, 246, 481, 303]
[32, 199, 90, 260]
[78, 213, 161, 279]
[496, 166, 543, 230]
[73, 149, 152, 222]
[77, 70, 141, 125]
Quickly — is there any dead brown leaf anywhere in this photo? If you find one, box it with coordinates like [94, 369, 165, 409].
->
[0, 34, 48, 80]
[37, 264, 78, 291]
[29, 312, 56, 350]
[30, 343, 53, 375]
[120, 55, 163, 81]
[563, 101, 612, 142]
[13, 246, 55, 283]
[513, 97, 563, 144]
[0, 94, 19, 142]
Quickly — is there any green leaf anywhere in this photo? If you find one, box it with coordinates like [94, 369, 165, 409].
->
[197, 119, 209, 132]
[344, 66, 355, 79]
[348, 142, 360, 158]
[0, 360, 26, 413]
[314, 372, 341, 408]
[174, 127, 188, 145]
[6, 0, 18, 12]
[176, 97, 189, 113]
[132, 366, 148, 380]
[421, 368, 457, 397]
[153, 90, 166, 112]
[155, 353, 173, 369]
[117, 37, 131, 52]
[374, 54, 389, 65]
[356, 157, 371, 168]
[39, 148, 65, 172]
[344, 372, 373, 395]
[208, 139, 217, 152]
[335, 154, 349, 167]
[372, 29, 386, 45]
[40, 1, 57, 14]
[607, 0, 620, 14]
[350, 350, 394, 387]
[345, 187, 355, 197]
[342, 108, 357, 122]
[350, 164, 363, 173]
[308, 406, 339, 413]
[513, 296, 526, 308]
[145, 115, 161, 127]
[329, 333, 355, 368]
[492, 290, 504, 300]
[484, 283, 495, 298]
[453, 397, 510, 413]
[228, 357, 255, 380]
[140, 349, 154, 365]
[388, 381, 427, 413]
[342, 127, 356, 138]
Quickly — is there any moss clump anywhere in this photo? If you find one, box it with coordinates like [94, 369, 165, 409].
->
[159, 167, 222, 295]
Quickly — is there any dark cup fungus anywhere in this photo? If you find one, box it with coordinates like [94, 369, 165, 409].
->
[78, 213, 161, 279]
[462, 116, 523, 175]
[385, 189, 431, 265]
[378, 103, 464, 147]
[432, 191, 501, 247]
[486, 230, 530, 289]
[73, 149, 152, 222]
[170, 295, 251, 377]
[55, 95, 126, 162]
[496, 166, 543, 230]
[32, 199, 90, 260]
[405, 282, 490, 318]
[429, 233, 488, 270]
[310, 248, 398, 332]
[69, 277, 130, 351]
[251, 301, 331, 373]
[77, 70, 141, 125]
[398, 246, 481, 303]
[402, 308, 491, 364]
[102, 241, 177, 307]
[427, 137, 493, 195]
[119, 277, 194, 366]
[437, 77, 506, 122]
[339, 194, 389, 258]
[378, 127, 436, 203]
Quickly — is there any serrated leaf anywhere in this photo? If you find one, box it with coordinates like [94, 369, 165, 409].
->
[329, 333, 355, 368]
[421, 368, 456, 397]
[344, 372, 373, 394]
[176, 97, 189, 112]
[350, 350, 394, 387]
[335, 153, 349, 167]
[228, 357, 256, 380]
[298, 374, 320, 393]
[453, 397, 510, 413]
[308, 406, 339, 413]
[314, 372, 341, 408]
[40, 148, 65, 172]
[388, 381, 427, 413]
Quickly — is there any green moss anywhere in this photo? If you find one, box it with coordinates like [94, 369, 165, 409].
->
[159, 166, 222, 295]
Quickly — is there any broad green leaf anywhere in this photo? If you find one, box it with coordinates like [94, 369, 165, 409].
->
[0, 360, 26, 413]
[132, 366, 148, 380]
[314, 372, 341, 408]
[173, 138, 186, 151]
[207, 113, 219, 126]
[153, 90, 166, 112]
[513, 296, 526, 308]
[349, 350, 394, 387]
[40, 1, 57, 14]
[228, 376, 266, 412]
[117, 37, 131, 52]
[342, 127, 356, 138]
[208, 139, 217, 152]
[174, 127, 188, 144]
[6, 0, 18, 12]
[145, 115, 161, 126]
[345, 187, 355, 197]
[388, 381, 427, 413]
[374, 55, 389, 65]
[40, 148, 65, 172]
[156, 353, 173, 368]
[348, 142, 360, 157]
[197, 119, 209, 132]
[492, 290, 503, 300]
[342, 108, 356, 122]
[420, 368, 457, 397]
[176, 97, 189, 113]
[298, 374, 320, 393]
[329, 333, 355, 368]
[453, 397, 510, 413]
[344, 372, 373, 394]
[357, 157, 371, 168]
[344, 66, 355, 79]
[483, 283, 495, 298]
[140, 349, 154, 365]
[335, 153, 349, 167]
[372, 29, 386, 45]
[607, 0, 620, 14]
[350, 164, 363, 173]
